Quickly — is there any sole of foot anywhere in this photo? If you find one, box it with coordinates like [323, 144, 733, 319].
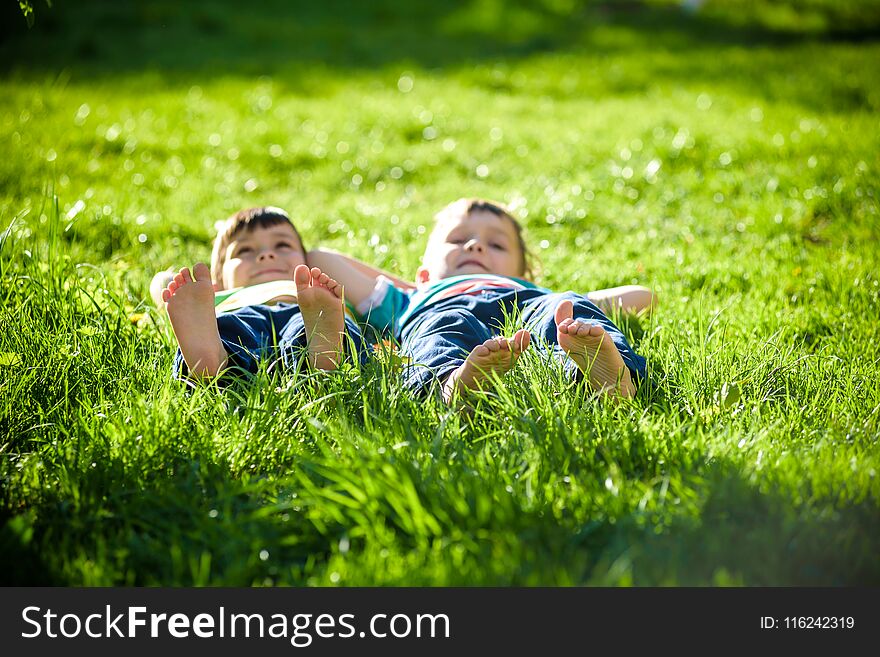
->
[294, 264, 345, 371]
[555, 299, 634, 399]
[163, 262, 228, 377]
[442, 329, 530, 403]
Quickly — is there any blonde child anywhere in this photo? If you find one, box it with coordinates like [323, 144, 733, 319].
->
[309, 198, 650, 402]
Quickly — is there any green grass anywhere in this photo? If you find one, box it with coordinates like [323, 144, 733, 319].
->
[1, 0, 878, 585]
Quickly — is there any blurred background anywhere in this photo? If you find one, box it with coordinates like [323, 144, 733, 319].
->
[3, 0, 878, 292]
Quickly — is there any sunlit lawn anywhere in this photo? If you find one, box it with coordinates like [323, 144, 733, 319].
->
[1, 0, 878, 585]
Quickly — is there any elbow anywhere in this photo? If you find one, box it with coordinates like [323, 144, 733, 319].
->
[617, 286, 658, 315]
[306, 249, 331, 270]
[629, 286, 658, 315]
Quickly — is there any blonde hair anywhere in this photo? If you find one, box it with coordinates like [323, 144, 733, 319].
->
[433, 198, 533, 279]
[210, 207, 304, 287]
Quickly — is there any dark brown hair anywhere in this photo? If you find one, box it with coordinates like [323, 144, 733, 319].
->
[210, 206, 304, 287]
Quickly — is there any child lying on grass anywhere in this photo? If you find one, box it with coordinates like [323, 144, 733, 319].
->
[309, 198, 650, 402]
[155, 207, 366, 379]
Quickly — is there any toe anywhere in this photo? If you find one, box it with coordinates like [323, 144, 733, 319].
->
[473, 345, 490, 358]
[554, 299, 574, 327]
[294, 264, 311, 287]
[181, 268, 193, 284]
[174, 273, 186, 287]
[484, 338, 501, 352]
[161, 288, 171, 303]
[192, 262, 212, 282]
[513, 329, 530, 352]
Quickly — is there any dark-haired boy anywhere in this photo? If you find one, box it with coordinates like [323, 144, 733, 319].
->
[158, 207, 366, 379]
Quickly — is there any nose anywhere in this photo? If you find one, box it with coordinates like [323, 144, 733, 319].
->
[464, 238, 484, 253]
[256, 248, 276, 261]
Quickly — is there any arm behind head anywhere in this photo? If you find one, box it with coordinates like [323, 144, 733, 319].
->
[307, 248, 415, 307]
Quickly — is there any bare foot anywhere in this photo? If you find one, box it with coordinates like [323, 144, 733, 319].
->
[294, 264, 345, 370]
[555, 300, 635, 399]
[442, 329, 530, 403]
[163, 263, 228, 377]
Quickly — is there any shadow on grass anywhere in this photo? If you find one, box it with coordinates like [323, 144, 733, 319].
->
[2, 1, 879, 103]
[3, 440, 877, 585]
[11, 0, 608, 75]
[0, 512, 54, 585]
[0, 459, 331, 586]
[598, 458, 880, 585]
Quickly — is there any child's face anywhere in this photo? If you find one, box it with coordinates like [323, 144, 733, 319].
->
[221, 223, 306, 289]
[416, 209, 524, 284]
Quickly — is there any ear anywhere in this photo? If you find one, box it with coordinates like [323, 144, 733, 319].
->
[415, 267, 431, 285]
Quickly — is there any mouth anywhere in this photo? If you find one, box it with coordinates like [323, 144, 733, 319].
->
[457, 259, 487, 270]
[254, 268, 289, 278]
